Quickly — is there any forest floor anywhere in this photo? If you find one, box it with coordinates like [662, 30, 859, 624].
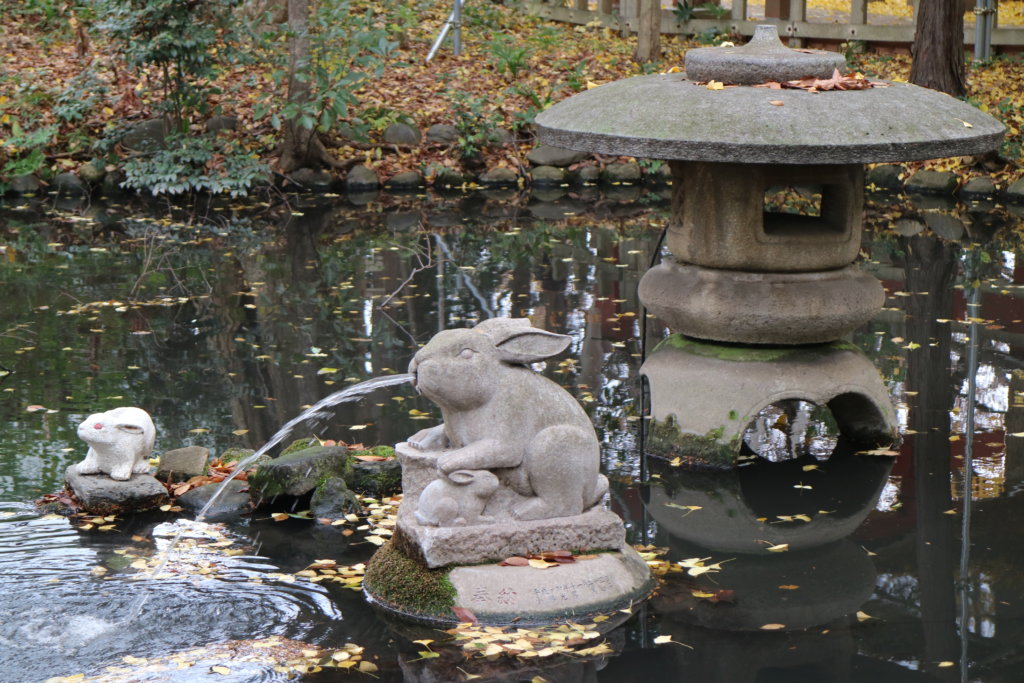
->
[1, 0, 1024, 193]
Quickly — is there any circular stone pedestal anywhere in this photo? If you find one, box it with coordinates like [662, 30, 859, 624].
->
[639, 259, 885, 345]
[364, 542, 653, 627]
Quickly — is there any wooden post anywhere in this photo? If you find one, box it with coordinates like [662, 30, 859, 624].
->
[731, 0, 748, 22]
[620, 0, 638, 36]
[789, 0, 807, 46]
[634, 0, 661, 63]
[573, 0, 588, 11]
[766, 0, 790, 19]
[790, 0, 807, 21]
[851, 0, 868, 24]
[600, 0, 613, 14]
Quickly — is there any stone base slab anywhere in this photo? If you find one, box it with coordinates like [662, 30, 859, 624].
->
[639, 259, 884, 344]
[367, 548, 654, 627]
[397, 505, 626, 569]
[447, 549, 653, 624]
[65, 467, 169, 515]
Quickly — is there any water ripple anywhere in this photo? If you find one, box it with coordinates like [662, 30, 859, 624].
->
[0, 512, 345, 681]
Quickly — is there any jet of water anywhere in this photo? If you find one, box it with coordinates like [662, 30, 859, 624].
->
[127, 373, 414, 620]
[194, 372, 414, 522]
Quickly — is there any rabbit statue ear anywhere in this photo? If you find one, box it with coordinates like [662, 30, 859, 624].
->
[493, 329, 571, 365]
[473, 317, 531, 338]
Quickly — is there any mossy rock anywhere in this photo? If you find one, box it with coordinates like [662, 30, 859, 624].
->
[349, 459, 401, 497]
[280, 438, 320, 456]
[248, 446, 352, 499]
[311, 476, 360, 520]
[363, 540, 456, 619]
[220, 447, 256, 464]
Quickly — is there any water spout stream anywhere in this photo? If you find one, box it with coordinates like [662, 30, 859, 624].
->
[194, 372, 414, 521]
[127, 373, 414, 622]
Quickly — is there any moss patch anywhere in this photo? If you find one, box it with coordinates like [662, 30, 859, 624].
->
[363, 540, 456, 619]
[351, 445, 395, 459]
[248, 446, 352, 498]
[654, 335, 857, 363]
[647, 415, 740, 468]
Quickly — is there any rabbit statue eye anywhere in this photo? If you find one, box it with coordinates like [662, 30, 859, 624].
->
[457, 348, 476, 360]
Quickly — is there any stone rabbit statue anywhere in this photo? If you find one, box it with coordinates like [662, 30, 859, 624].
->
[407, 318, 608, 522]
[71, 407, 156, 481]
[414, 469, 500, 526]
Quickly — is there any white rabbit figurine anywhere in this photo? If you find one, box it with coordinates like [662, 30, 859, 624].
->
[72, 407, 156, 481]
[407, 318, 608, 522]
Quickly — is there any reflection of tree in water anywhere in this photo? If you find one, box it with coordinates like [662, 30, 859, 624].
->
[742, 399, 839, 462]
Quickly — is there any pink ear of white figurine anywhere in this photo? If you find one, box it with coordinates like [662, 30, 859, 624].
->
[71, 407, 156, 481]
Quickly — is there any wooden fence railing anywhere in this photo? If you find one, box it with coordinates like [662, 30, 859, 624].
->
[527, 1, 1024, 48]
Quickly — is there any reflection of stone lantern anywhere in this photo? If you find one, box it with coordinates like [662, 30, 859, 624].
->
[537, 26, 1004, 465]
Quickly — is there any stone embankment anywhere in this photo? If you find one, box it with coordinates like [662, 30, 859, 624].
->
[3, 116, 1022, 204]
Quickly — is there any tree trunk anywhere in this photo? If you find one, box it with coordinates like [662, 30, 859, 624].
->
[278, 0, 346, 173]
[633, 0, 661, 64]
[909, 0, 967, 97]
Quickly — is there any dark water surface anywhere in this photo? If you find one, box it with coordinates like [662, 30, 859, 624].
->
[1, 188, 1022, 681]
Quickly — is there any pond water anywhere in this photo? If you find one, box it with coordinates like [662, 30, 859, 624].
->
[1, 187, 1023, 682]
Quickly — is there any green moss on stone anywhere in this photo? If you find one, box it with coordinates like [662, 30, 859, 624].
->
[363, 540, 456, 618]
[351, 445, 395, 459]
[647, 415, 740, 468]
[654, 335, 857, 363]
[219, 448, 256, 464]
[280, 438, 319, 457]
[248, 446, 352, 499]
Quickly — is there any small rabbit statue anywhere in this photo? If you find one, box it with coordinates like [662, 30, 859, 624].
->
[407, 318, 608, 523]
[71, 407, 156, 481]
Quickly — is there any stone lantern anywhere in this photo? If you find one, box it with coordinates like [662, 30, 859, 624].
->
[536, 26, 1005, 466]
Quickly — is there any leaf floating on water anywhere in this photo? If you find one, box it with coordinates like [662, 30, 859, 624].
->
[760, 623, 786, 630]
[765, 544, 789, 552]
[802, 464, 820, 472]
[779, 585, 800, 590]
[653, 635, 673, 644]
[664, 502, 702, 515]
[271, 513, 289, 522]
[856, 611, 876, 622]
[857, 447, 899, 456]
[938, 661, 955, 668]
